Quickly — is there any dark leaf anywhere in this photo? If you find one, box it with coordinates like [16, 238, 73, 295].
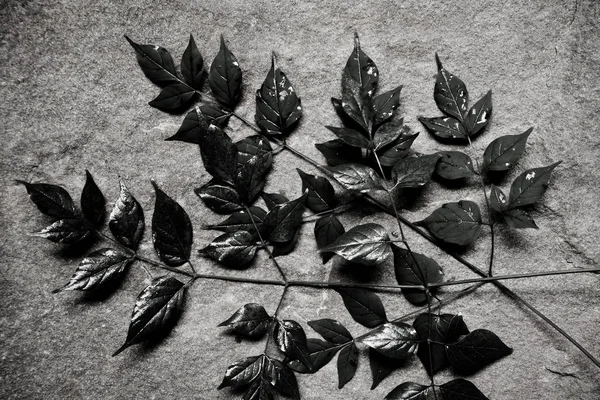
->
[148, 83, 195, 112]
[53, 248, 132, 293]
[297, 169, 336, 212]
[328, 163, 384, 193]
[218, 355, 263, 389]
[166, 106, 208, 144]
[413, 313, 469, 375]
[335, 287, 387, 328]
[261, 192, 289, 210]
[315, 139, 362, 166]
[392, 245, 444, 305]
[503, 208, 538, 229]
[321, 223, 391, 266]
[373, 85, 403, 126]
[419, 116, 468, 141]
[489, 185, 508, 213]
[362, 321, 419, 359]
[385, 382, 431, 400]
[235, 152, 272, 205]
[81, 170, 105, 226]
[273, 319, 312, 370]
[200, 231, 258, 268]
[308, 319, 353, 345]
[482, 128, 532, 172]
[255, 54, 302, 136]
[392, 154, 441, 189]
[209, 35, 242, 108]
[195, 180, 243, 214]
[113, 276, 185, 356]
[331, 97, 366, 133]
[446, 329, 512, 375]
[343, 33, 378, 94]
[435, 151, 475, 180]
[263, 357, 301, 400]
[439, 379, 489, 400]
[417, 201, 482, 246]
[17, 180, 76, 219]
[198, 124, 238, 184]
[464, 90, 492, 137]
[378, 131, 419, 167]
[33, 218, 91, 244]
[369, 349, 406, 390]
[263, 191, 308, 243]
[507, 162, 561, 209]
[206, 207, 267, 233]
[236, 135, 273, 167]
[433, 54, 468, 121]
[289, 338, 341, 373]
[200, 104, 231, 127]
[243, 377, 274, 400]
[272, 229, 300, 257]
[373, 120, 406, 150]
[218, 303, 271, 338]
[151, 182, 192, 266]
[181, 34, 204, 90]
[314, 215, 345, 264]
[325, 126, 370, 149]
[125, 35, 179, 87]
[337, 342, 359, 389]
[108, 179, 144, 249]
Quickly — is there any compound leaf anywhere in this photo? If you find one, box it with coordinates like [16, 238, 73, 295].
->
[328, 163, 384, 193]
[392, 154, 441, 189]
[392, 245, 444, 305]
[125, 35, 179, 87]
[218, 303, 271, 338]
[308, 319, 353, 345]
[148, 83, 195, 112]
[209, 35, 242, 108]
[337, 342, 359, 389]
[507, 162, 561, 209]
[273, 319, 312, 370]
[362, 322, 419, 359]
[200, 230, 258, 269]
[109, 179, 144, 249]
[433, 54, 468, 121]
[446, 329, 512, 375]
[195, 180, 243, 214]
[435, 151, 475, 180]
[18, 181, 76, 219]
[181, 34, 204, 90]
[321, 223, 391, 266]
[335, 287, 387, 328]
[297, 169, 336, 212]
[314, 214, 345, 264]
[464, 90, 492, 137]
[81, 170, 105, 226]
[482, 128, 532, 172]
[417, 201, 482, 246]
[33, 218, 91, 244]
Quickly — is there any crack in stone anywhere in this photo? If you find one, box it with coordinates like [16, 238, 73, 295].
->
[545, 366, 580, 379]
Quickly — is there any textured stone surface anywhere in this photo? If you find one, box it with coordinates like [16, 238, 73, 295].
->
[1, 0, 599, 399]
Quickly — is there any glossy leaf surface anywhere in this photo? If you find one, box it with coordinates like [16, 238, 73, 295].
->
[321, 223, 391, 265]
[373, 85, 402, 126]
[200, 231, 258, 268]
[507, 162, 561, 209]
[218, 355, 263, 389]
[209, 35, 242, 108]
[419, 116, 468, 141]
[273, 319, 312, 370]
[446, 329, 512, 375]
[489, 185, 508, 213]
[325, 126, 370, 149]
[261, 192, 289, 210]
[166, 106, 208, 144]
[109, 180, 145, 249]
[335, 287, 387, 328]
[328, 164, 384, 193]
[463, 90, 492, 137]
[218, 303, 271, 338]
[289, 339, 341, 373]
[417, 201, 482, 246]
[362, 322, 419, 359]
[34, 219, 91, 244]
[315, 139, 362, 166]
[125, 36, 179, 87]
[297, 169, 336, 212]
[482, 128, 532, 172]
[503, 208, 538, 229]
[18, 181, 76, 219]
[195, 180, 243, 214]
[81, 170, 105, 226]
[434, 54, 468, 121]
[385, 382, 431, 400]
[206, 207, 267, 233]
[392, 245, 444, 305]
[434, 151, 475, 180]
[308, 319, 353, 345]
[392, 154, 441, 188]
[378, 131, 419, 167]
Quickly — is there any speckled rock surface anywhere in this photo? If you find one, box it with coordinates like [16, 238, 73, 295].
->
[1, 0, 599, 399]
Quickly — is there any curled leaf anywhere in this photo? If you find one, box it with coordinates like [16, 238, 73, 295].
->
[321, 223, 391, 265]
[109, 179, 144, 249]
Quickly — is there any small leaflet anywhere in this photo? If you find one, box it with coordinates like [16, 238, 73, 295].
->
[199, 230, 258, 269]
[109, 179, 145, 249]
[81, 170, 106, 226]
[321, 223, 391, 266]
[209, 35, 243, 108]
[417, 200, 482, 246]
[218, 303, 271, 338]
[17, 181, 76, 219]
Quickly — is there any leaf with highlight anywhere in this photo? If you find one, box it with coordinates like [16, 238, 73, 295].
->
[109, 179, 144, 249]
[18, 181, 76, 219]
[321, 223, 391, 266]
[273, 319, 312, 370]
[392, 154, 441, 189]
[417, 201, 482, 246]
[419, 116, 468, 141]
[209, 35, 242, 108]
[198, 124, 238, 184]
[33, 219, 91, 244]
[373, 85, 402, 126]
[482, 128, 532, 172]
[362, 322, 419, 359]
[328, 163, 384, 193]
[263, 192, 308, 243]
[507, 162, 561, 209]
[503, 208, 538, 229]
[434, 151, 475, 180]
[297, 169, 336, 212]
[464, 90, 492, 137]
[206, 207, 267, 233]
[489, 185, 508, 213]
[377, 131, 419, 167]
[433, 54, 468, 121]
[195, 180, 243, 214]
[200, 231, 258, 269]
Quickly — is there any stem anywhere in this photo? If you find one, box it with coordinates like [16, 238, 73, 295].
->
[134, 255, 196, 278]
[265, 285, 289, 355]
[232, 112, 262, 133]
[301, 202, 356, 223]
[245, 206, 287, 282]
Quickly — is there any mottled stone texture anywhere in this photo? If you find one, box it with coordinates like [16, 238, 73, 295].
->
[1, 0, 599, 399]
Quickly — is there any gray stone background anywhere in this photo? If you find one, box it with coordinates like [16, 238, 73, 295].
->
[1, 0, 599, 398]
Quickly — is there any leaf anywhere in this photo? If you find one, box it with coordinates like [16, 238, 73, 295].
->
[419, 116, 468, 141]
[308, 319, 353, 345]
[261, 192, 289, 210]
[235, 152, 272, 205]
[385, 382, 431, 400]
[434, 151, 475, 180]
[507, 162, 561, 209]
[502, 208, 538, 229]
[263, 192, 308, 243]
[33, 218, 91, 244]
[433, 54, 468, 121]
[335, 287, 387, 328]
[206, 207, 267, 233]
[195, 180, 243, 214]
[236, 135, 273, 167]
[243, 377, 274, 400]
[17, 181, 76, 219]
[81, 170, 105, 226]
[392, 154, 441, 189]
[53, 248, 132, 293]
[218, 355, 263, 389]
[321, 223, 391, 266]
[328, 163, 384, 193]
[464, 90, 492, 137]
[315, 139, 362, 166]
[314, 215, 345, 264]
[199, 104, 231, 127]
[417, 201, 482, 246]
[392, 245, 444, 305]
[362, 321, 419, 359]
[200, 231, 258, 268]
[373, 85, 403, 126]
[446, 329, 512, 375]
[325, 126, 370, 149]
[181, 34, 204, 90]
[263, 358, 301, 400]
[108, 179, 145, 249]
[125, 35, 179, 87]
[337, 342, 359, 389]
[489, 185, 508, 213]
[374, 127, 404, 150]
[413, 313, 469, 375]
[273, 319, 312, 370]
[209, 35, 242, 108]
[218, 303, 271, 338]
[289, 339, 341, 373]
[297, 169, 336, 212]
[369, 349, 406, 390]
[113, 276, 185, 356]
[151, 182, 192, 267]
[343, 33, 378, 94]
[255, 54, 302, 135]
[198, 124, 238, 184]
[439, 379, 489, 400]
[272, 229, 300, 257]
[331, 97, 366, 133]
[378, 131, 419, 167]
[148, 83, 196, 112]
[166, 106, 208, 144]
[482, 128, 532, 172]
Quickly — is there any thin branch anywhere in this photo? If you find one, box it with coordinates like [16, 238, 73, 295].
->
[245, 205, 288, 282]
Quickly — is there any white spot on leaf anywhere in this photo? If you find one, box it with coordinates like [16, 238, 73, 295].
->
[526, 172, 536, 180]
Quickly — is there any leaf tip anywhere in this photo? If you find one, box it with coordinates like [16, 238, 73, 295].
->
[435, 53, 443, 70]
[111, 343, 129, 357]
[51, 287, 63, 294]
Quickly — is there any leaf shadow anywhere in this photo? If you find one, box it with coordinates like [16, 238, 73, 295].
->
[432, 175, 471, 190]
[336, 259, 383, 283]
